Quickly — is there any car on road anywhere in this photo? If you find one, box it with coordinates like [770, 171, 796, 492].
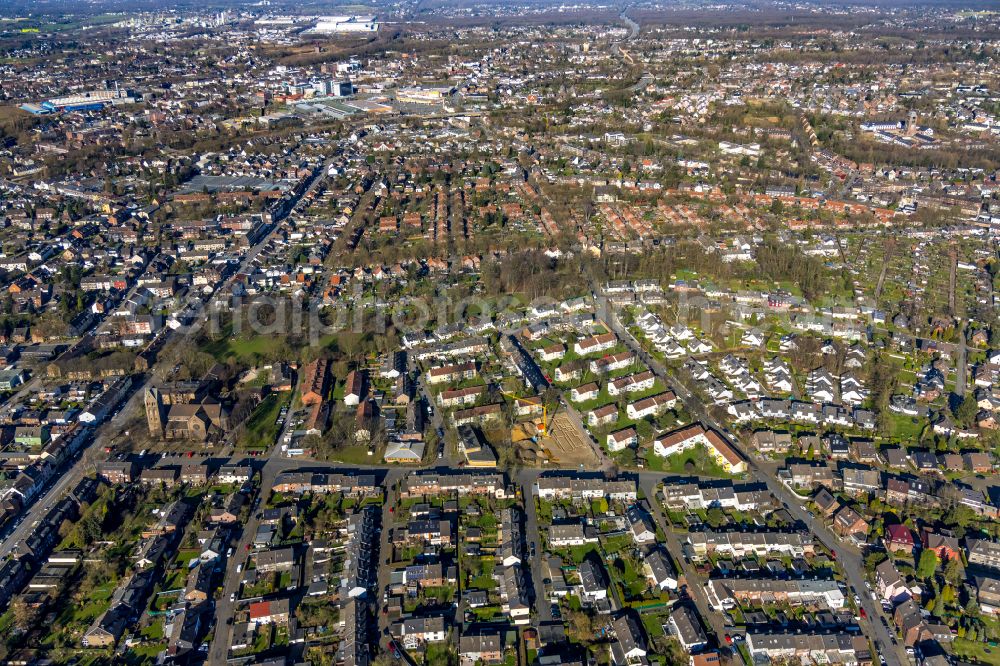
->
[859, 608, 867, 619]
[236, 564, 242, 573]
[230, 593, 236, 602]
[389, 641, 402, 659]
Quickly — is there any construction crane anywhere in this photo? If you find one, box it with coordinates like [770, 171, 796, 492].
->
[501, 391, 550, 438]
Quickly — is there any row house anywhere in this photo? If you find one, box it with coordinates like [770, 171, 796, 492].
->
[574, 332, 617, 356]
[426, 361, 477, 385]
[608, 370, 655, 396]
[746, 633, 870, 665]
[401, 471, 506, 498]
[437, 385, 484, 408]
[270, 472, 380, 496]
[570, 382, 599, 403]
[706, 578, 845, 611]
[686, 530, 814, 559]
[535, 476, 637, 501]
[661, 481, 770, 512]
[588, 404, 619, 428]
[590, 351, 635, 375]
[626, 391, 677, 419]
[399, 519, 453, 546]
[607, 427, 638, 452]
[548, 523, 599, 548]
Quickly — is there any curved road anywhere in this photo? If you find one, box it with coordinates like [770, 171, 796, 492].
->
[597, 295, 907, 666]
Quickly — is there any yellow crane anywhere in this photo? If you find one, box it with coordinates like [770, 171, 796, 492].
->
[501, 391, 550, 438]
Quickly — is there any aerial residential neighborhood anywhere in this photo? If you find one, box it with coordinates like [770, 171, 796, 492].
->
[1, 0, 1000, 665]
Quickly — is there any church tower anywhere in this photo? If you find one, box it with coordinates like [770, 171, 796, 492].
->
[145, 387, 164, 438]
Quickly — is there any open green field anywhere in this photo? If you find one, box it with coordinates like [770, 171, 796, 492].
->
[953, 638, 1000, 665]
[883, 411, 926, 442]
[327, 444, 378, 465]
[240, 392, 290, 450]
[205, 333, 290, 365]
[643, 443, 733, 477]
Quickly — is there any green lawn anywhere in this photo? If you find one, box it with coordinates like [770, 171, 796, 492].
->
[277, 571, 293, 589]
[162, 569, 187, 592]
[69, 582, 116, 624]
[644, 443, 733, 477]
[141, 620, 165, 640]
[205, 332, 289, 365]
[952, 637, 1000, 665]
[641, 613, 667, 638]
[175, 549, 201, 566]
[602, 534, 632, 555]
[124, 642, 165, 666]
[422, 585, 456, 605]
[327, 444, 377, 464]
[252, 625, 273, 653]
[616, 558, 647, 598]
[423, 642, 458, 666]
[566, 543, 600, 565]
[240, 393, 289, 450]
[883, 412, 925, 441]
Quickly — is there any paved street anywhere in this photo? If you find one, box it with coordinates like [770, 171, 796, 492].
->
[375, 469, 405, 651]
[516, 468, 552, 625]
[0, 380, 144, 559]
[600, 297, 907, 666]
[637, 476, 728, 639]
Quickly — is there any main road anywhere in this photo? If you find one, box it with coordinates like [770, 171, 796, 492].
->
[0, 380, 146, 559]
[0, 157, 331, 564]
[598, 295, 907, 666]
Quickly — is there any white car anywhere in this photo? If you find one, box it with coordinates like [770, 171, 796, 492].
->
[230, 593, 236, 602]
[236, 564, 243, 573]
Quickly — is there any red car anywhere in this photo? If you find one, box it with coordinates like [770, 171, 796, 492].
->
[860, 608, 867, 619]
[830, 549, 837, 560]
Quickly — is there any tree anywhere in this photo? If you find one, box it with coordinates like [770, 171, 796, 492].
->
[954, 394, 979, 428]
[566, 609, 596, 644]
[917, 549, 938, 579]
[706, 507, 726, 528]
[944, 556, 964, 586]
[10, 597, 39, 632]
